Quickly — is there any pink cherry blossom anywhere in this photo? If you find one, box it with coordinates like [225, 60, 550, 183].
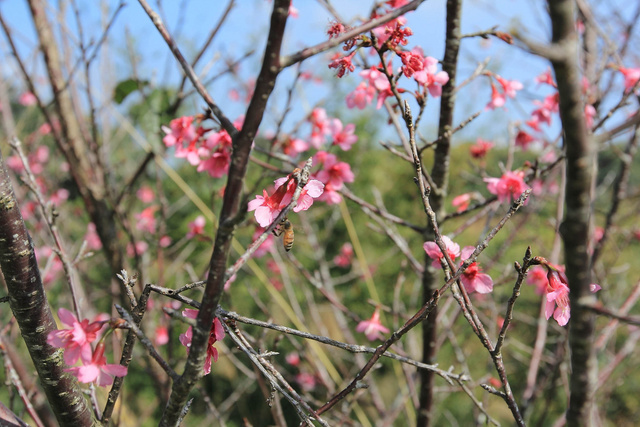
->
[459, 247, 493, 294]
[316, 181, 343, 205]
[162, 116, 197, 148]
[47, 308, 106, 365]
[126, 241, 148, 257]
[135, 206, 158, 234]
[197, 146, 231, 178]
[179, 309, 225, 375]
[50, 188, 69, 207]
[530, 93, 559, 128]
[372, 17, 412, 49]
[85, 223, 103, 250]
[584, 104, 596, 128]
[399, 50, 424, 77]
[360, 66, 385, 86]
[386, 0, 410, 8]
[452, 193, 472, 212]
[334, 242, 354, 267]
[285, 352, 300, 366]
[414, 53, 449, 97]
[619, 67, 640, 93]
[330, 119, 358, 150]
[327, 21, 346, 38]
[495, 75, 523, 99]
[39, 122, 52, 135]
[484, 170, 529, 203]
[295, 372, 317, 392]
[356, 308, 390, 341]
[252, 226, 275, 258]
[37, 246, 64, 286]
[309, 108, 331, 148]
[535, 68, 556, 87]
[485, 83, 506, 110]
[281, 137, 310, 156]
[543, 264, 601, 326]
[515, 129, 536, 150]
[249, 173, 324, 227]
[18, 92, 37, 106]
[186, 215, 206, 239]
[346, 82, 376, 110]
[248, 186, 289, 228]
[159, 235, 172, 247]
[328, 51, 356, 78]
[545, 269, 571, 326]
[276, 176, 325, 213]
[155, 326, 169, 346]
[136, 186, 155, 204]
[469, 138, 494, 159]
[526, 266, 548, 295]
[423, 236, 460, 269]
[66, 342, 127, 387]
[314, 152, 355, 190]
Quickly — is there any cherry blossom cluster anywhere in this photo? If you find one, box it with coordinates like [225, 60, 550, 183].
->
[162, 115, 243, 178]
[47, 308, 127, 386]
[306, 108, 358, 151]
[327, 4, 449, 110]
[424, 236, 494, 294]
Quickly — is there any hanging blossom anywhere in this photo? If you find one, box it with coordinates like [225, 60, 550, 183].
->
[47, 308, 107, 365]
[486, 82, 507, 110]
[459, 247, 493, 294]
[542, 263, 601, 326]
[618, 66, 640, 93]
[248, 171, 324, 228]
[179, 309, 225, 375]
[356, 308, 390, 341]
[423, 236, 460, 269]
[484, 170, 530, 204]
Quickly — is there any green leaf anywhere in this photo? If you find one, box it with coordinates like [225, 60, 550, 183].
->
[113, 78, 149, 104]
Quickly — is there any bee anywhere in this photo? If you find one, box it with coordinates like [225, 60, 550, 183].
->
[272, 217, 294, 252]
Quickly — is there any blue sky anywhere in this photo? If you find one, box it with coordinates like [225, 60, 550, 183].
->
[1, 0, 636, 146]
